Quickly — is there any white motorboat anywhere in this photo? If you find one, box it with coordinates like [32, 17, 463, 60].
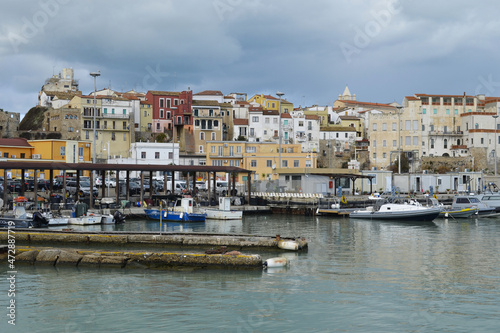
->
[350, 198, 441, 222]
[200, 197, 243, 220]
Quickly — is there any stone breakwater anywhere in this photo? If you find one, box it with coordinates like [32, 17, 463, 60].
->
[6, 247, 263, 269]
[0, 229, 308, 251]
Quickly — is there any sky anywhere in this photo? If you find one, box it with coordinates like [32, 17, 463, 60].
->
[2, 0, 500, 117]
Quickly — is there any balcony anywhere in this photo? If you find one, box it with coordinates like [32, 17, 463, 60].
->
[428, 131, 464, 136]
[174, 118, 192, 125]
[208, 153, 243, 158]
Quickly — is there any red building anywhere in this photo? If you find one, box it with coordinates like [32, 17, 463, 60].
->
[145, 90, 194, 152]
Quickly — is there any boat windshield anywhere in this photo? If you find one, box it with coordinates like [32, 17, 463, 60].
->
[469, 197, 480, 203]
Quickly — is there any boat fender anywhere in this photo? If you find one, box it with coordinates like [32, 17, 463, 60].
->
[278, 240, 300, 251]
[264, 257, 288, 268]
[341, 196, 347, 204]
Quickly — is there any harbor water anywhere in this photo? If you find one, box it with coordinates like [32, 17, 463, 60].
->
[2, 214, 500, 332]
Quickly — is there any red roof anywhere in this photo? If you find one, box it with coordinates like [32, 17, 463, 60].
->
[233, 118, 248, 125]
[194, 90, 223, 96]
[340, 100, 395, 108]
[0, 138, 33, 148]
[305, 115, 319, 120]
[280, 113, 292, 118]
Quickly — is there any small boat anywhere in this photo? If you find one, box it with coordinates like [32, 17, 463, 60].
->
[67, 202, 102, 225]
[100, 211, 126, 224]
[350, 198, 441, 222]
[0, 206, 49, 228]
[474, 193, 500, 212]
[449, 195, 497, 216]
[200, 197, 243, 220]
[145, 197, 206, 222]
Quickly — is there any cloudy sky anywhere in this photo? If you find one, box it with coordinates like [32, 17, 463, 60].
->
[1, 0, 500, 116]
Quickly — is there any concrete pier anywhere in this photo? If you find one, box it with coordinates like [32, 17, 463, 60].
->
[0, 229, 308, 251]
[8, 246, 263, 269]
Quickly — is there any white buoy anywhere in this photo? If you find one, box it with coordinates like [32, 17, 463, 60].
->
[278, 240, 300, 251]
[264, 257, 289, 268]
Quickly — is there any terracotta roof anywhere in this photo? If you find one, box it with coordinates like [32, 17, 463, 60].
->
[340, 100, 395, 108]
[249, 106, 263, 112]
[405, 96, 419, 101]
[224, 95, 235, 99]
[140, 100, 152, 105]
[194, 90, 223, 96]
[320, 126, 357, 132]
[262, 94, 278, 100]
[263, 110, 279, 116]
[233, 118, 248, 125]
[192, 100, 220, 106]
[280, 113, 292, 118]
[0, 138, 33, 148]
[339, 115, 359, 120]
[305, 115, 319, 120]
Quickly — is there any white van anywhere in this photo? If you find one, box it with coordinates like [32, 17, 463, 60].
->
[165, 180, 187, 194]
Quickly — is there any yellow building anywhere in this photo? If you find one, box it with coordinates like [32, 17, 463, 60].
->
[206, 141, 316, 183]
[248, 94, 293, 113]
[140, 101, 153, 132]
[0, 138, 91, 179]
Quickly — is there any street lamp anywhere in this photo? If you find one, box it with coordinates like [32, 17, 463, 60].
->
[396, 105, 403, 174]
[276, 91, 284, 171]
[493, 114, 498, 177]
[89, 71, 100, 165]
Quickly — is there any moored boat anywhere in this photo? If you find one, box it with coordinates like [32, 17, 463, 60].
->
[200, 197, 243, 220]
[145, 197, 206, 222]
[449, 195, 497, 216]
[349, 198, 441, 222]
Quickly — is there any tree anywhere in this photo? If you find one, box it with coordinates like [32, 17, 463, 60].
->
[388, 153, 410, 173]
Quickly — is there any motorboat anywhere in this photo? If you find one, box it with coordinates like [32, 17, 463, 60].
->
[474, 193, 500, 212]
[145, 197, 206, 222]
[349, 198, 441, 222]
[449, 195, 497, 216]
[438, 207, 479, 218]
[199, 197, 243, 220]
[0, 206, 49, 228]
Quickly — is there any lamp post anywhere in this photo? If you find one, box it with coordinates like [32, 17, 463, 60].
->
[90, 71, 100, 165]
[494, 114, 498, 177]
[276, 91, 284, 171]
[396, 105, 403, 174]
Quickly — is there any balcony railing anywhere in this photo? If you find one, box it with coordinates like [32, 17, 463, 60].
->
[428, 131, 464, 136]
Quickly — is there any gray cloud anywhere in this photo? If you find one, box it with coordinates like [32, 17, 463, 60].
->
[2, 0, 500, 115]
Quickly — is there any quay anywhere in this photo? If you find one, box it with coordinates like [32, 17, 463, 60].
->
[5, 246, 263, 269]
[0, 229, 308, 251]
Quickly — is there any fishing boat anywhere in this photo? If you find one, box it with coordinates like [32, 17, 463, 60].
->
[144, 197, 206, 222]
[199, 197, 243, 220]
[349, 198, 441, 222]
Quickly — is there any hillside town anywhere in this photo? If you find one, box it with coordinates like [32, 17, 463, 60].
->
[1, 68, 499, 195]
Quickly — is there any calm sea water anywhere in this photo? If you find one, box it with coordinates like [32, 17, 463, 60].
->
[2, 214, 500, 332]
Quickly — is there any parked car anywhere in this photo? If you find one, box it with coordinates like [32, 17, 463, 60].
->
[94, 177, 103, 187]
[36, 179, 51, 191]
[7, 180, 22, 193]
[105, 178, 117, 187]
[66, 180, 98, 197]
[118, 180, 141, 196]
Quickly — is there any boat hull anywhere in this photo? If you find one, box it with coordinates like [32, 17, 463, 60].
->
[203, 209, 243, 220]
[144, 209, 206, 222]
[350, 207, 441, 222]
[439, 208, 478, 218]
[68, 216, 102, 225]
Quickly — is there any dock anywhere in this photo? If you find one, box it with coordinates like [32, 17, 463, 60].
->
[6, 246, 263, 270]
[0, 229, 307, 251]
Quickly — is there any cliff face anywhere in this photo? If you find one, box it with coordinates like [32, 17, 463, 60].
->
[19, 106, 47, 131]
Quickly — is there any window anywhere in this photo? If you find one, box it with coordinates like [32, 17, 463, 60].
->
[405, 120, 411, 130]
[111, 132, 116, 141]
[3, 152, 7, 158]
[214, 120, 219, 127]
[282, 160, 288, 167]
[431, 139, 434, 148]
[209, 109, 213, 117]
[423, 108, 426, 114]
[155, 152, 160, 159]
[299, 121, 304, 127]
[454, 109, 458, 115]
[373, 123, 377, 131]
[294, 160, 299, 167]
[236, 146, 241, 154]
[480, 138, 484, 145]
[246, 146, 257, 153]
[265, 118, 270, 124]
[194, 109, 198, 116]
[199, 146, 204, 153]
[433, 108, 437, 114]
[446, 109, 450, 115]
[141, 152, 146, 159]
[123, 121, 127, 130]
[383, 140, 387, 147]
[444, 139, 449, 149]
[20, 153, 25, 158]
[392, 122, 397, 131]
[382, 123, 387, 131]
[159, 99, 164, 108]
[200, 132, 205, 141]
[104, 108, 107, 114]
[167, 100, 171, 108]
[211, 132, 216, 141]
[156, 123, 160, 130]
[252, 116, 259, 122]
[251, 160, 257, 167]
[60, 146, 65, 156]
[393, 140, 397, 147]
[383, 153, 386, 158]
[373, 140, 377, 148]
[284, 120, 288, 126]
[195, 119, 200, 126]
[167, 111, 171, 119]
[123, 109, 126, 114]
[373, 152, 377, 159]
[405, 136, 410, 145]
[160, 109, 164, 118]
[267, 160, 272, 167]
[413, 136, 418, 146]
[413, 120, 418, 130]
[78, 147, 83, 156]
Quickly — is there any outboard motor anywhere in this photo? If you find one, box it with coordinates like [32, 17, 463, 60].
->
[113, 210, 126, 224]
[32, 211, 49, 228]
